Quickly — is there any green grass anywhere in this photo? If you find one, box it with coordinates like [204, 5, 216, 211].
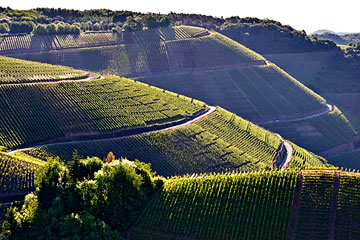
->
[129, 169, 360, 239]
[0, 56, 87, 83]
[287, 143, 327, 169]
[23, 108, 281, 176]
[0, 75, 204, 148]
[130, 170, 299, 240]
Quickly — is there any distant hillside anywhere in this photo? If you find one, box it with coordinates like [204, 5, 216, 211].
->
[312, 29, 336, 35]
[314, 32, 360, 45]
[130, 169, 360, 240]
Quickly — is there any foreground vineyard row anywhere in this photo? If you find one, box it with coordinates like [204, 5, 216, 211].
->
[130, 169, 360, 240]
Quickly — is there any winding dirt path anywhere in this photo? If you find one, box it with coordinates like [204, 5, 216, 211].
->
[281, 141, 293, 170]
[8, 106, 217, 155]
[274, 134, 294, 170]
[258, 104, 333, 125]
[0, 72, 103, 86]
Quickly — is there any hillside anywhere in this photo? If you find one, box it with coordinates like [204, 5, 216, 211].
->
[0, 152, 44, 202]
[0, 55, 88, 83]
[0, 74, 204, 149]
[0, 27, 328, 121]
[21, 107, 325, 177]
[314, 32, 360, 45]
[0, 28, 356, 164]
[129, 169, 360, 240]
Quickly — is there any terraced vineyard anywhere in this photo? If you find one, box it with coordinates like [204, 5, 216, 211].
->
[0, 75, 204, 148]
[0, 26, 209, 53]
[22, 108, 325, 176]
[0, 56, 87, 83]
[138, 64, 326, 121]
[287, 143, 327, 169]
[261, 107, 359, 153]
[0, 152, 43, 202]
[294, 170, 336, 239]
[5, 30, 264, 78]
[335, 171, 360, 239]
[328, 149, 360, 169]
[128, 169, 360, 240]
[130, 170, 299, 240]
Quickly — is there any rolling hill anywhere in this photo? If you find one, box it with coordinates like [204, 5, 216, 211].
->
[0, 57, 327, 203]
[129, 169, 360, 240]
[21, 107, 326, 176]
[0, 27, 357, 167]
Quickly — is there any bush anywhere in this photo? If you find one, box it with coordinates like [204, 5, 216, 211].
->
[10, 21, 35, 34]
[0, 22, 10, 34]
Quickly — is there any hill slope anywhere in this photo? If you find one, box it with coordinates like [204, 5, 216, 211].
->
[0, 74, 204, 149]
[1, 28, 356, 163]
[22, 107, 325, 176]
[0, 55, 88, 83]
[129, 169, 360, 240]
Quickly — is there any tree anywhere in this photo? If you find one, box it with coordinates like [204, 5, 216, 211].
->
[1, 156, 164, 239]
[32, 24, 48, 35]
[10, 21, 35, 34]
[142, 15, 158, 29]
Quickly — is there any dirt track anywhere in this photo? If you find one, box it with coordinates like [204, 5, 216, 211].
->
[8, 106, 217, 155]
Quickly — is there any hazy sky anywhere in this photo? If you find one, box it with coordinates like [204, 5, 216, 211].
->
[1, 0, 359, 34]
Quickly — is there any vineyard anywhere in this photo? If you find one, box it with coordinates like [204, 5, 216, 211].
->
[0, 26, 209, 53]
[128, 169, 360, 239]
[287, 143, 327, 169]
[4, 30, 264, 78]
[0, 56, 87, 83]
[261, 106, 359, 153]
[22, 108, 325, 176]
[0, 152, 43, 202]
[328, 149, 360, 169]
[138, 64, 326, 121]
[130, 170, 299, 240]
[335, 171, 360, 239]
[0, 75, 204, 148]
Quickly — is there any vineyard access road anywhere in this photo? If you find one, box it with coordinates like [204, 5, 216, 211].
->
[0, 72, 103, 86]
[8, 106, 217, 155]
[274, 134, 293, 170]
[258, 104, 333, 125]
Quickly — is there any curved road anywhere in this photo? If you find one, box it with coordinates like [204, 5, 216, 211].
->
[8, 106, 217, 155]
[259, 104, 333, 125]
[0, 72, 103, 86]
